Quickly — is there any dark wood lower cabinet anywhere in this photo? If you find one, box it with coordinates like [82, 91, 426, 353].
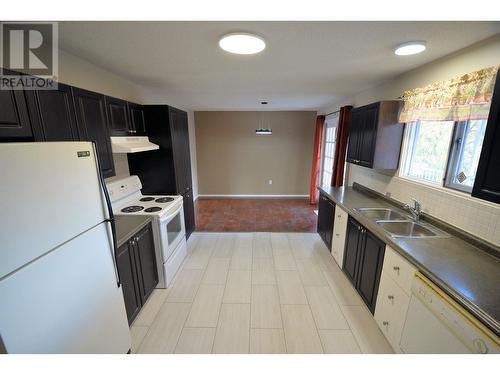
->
[134, 224, 158, 303]
[317, 192, 335, 250]
[116, 223, 158, 325]
[343, 216, 363, 284]
[116, 242, 142, 325]
[342, 216, 385, 314]
[356, 230, 385, 313]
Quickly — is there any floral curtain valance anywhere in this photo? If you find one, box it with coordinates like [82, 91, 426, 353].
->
[399, 65, 499, 123]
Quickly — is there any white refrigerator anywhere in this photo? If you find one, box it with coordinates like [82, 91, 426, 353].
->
[0, 142, 131, 353]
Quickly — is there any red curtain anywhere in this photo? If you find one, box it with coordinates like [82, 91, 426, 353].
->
[331, 106, 353, 187]
[309, 115, 325, 204]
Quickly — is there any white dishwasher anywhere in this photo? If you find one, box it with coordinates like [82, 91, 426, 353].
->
[400, 272, 499, 354]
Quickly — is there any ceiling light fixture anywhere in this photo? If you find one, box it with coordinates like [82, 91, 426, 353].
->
[394, 41, 427, 56]
[219, 33, 266, 55]
[394, 41, 426, 56]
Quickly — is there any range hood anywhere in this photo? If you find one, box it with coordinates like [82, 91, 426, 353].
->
[110, 136, 159, 153]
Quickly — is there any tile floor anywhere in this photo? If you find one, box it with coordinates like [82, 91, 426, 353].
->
[130, 232, 393, 354]
[195, 199, 318, 232]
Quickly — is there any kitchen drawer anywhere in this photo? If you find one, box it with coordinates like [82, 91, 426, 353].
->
[383, 245, 417, 295]
[331, 207, 348, 267]
[374, 273, 411, 352]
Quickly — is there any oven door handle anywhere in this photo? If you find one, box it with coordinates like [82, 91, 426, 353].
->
[159, 200, 183, 223]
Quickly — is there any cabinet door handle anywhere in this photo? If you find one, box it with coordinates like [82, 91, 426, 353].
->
[388, 295, 394, 301]
[337, 214, 341, 218]
[393, 266, 400, 272]
[383, 321, 389, 327]
[335, 233, 340, 237]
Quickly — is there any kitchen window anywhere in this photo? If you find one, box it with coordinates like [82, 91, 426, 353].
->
[445, 119, 488, 192]
[320, 114, 339, 187]
[400, 119, 488, 193]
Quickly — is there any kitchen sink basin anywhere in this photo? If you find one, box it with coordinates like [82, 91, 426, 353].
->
[355, 207, 408, 221]
[376, 220, 441, 238]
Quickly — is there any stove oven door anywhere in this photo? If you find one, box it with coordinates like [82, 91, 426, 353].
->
[159, 201, 185, 260]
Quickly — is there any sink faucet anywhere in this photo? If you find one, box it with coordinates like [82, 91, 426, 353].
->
[404, 198, 422, 221]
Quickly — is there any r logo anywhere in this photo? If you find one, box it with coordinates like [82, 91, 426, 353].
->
[1, 22, 58, 77]
[0, 22, 58, 90]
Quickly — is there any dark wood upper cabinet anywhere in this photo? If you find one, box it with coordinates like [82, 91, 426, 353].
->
[342, 216, 385, 314]
[0, 88, 32, 140]
[346, 110, 362, 164]
[128, 105, 195, 238]
[170, 107, 193, 194]
[358, 105, 379, 167]
[472, 69, 500, 204]
[106, 98, 147, 137]
[25, 82, 79, 141]
[129, 102, 147, 135]
[105, 96, 130, 136]
[347, 101, 403, 170]
[317, 192, 335, 251]
[72, 87, 115, 178]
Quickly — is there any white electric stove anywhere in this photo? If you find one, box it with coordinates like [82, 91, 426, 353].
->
[106, 175, 187, 288]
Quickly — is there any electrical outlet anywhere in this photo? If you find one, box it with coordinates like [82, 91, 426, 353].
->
[268, 179, 273, 185]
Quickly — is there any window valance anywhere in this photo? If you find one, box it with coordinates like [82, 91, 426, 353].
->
[399, 65, 499, 123]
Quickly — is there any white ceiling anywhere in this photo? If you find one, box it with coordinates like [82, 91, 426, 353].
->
[59, 22, 500, 111]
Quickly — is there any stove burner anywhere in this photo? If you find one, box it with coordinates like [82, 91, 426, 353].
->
[140, 197, 155, 202]
[144, 207, 162, 213]
[121, 205, 144, 213]
[156, 197, 174, 203]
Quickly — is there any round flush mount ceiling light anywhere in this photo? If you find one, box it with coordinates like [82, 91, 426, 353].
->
[219, 33, 266, 55]
[394, 41, 427, 56]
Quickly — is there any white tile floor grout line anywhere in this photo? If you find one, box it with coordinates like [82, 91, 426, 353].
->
[247, 233, 254, 353]
[132, 231, 392, 354]
[323, 268, 364, 353]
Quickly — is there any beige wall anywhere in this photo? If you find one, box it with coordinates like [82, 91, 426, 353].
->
[58, 49, 148, 181]
[59, 49, 145, 103]
[321, 35, 500, 246]
[195, 111, 316, 196]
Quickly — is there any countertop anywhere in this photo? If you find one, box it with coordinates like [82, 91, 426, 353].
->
[115, 215, 152, 247]
[319, 185, 500, 337]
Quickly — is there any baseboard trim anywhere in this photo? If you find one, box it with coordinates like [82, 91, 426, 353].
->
[197, 194, 310, 199]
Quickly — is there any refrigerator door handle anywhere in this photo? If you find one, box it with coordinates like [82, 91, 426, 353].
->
[92, 142, 121, 287]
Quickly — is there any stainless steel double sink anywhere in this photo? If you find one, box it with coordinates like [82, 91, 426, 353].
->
[354, 208, 448, 239]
